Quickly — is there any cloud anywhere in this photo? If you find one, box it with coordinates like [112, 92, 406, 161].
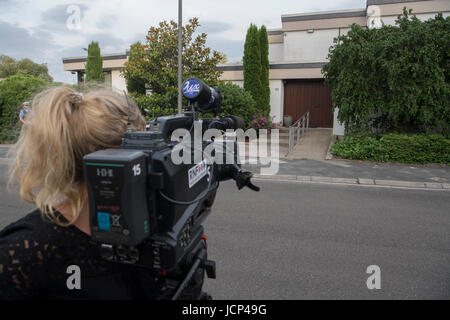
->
[0, 22, 57, 60]
[0, 0, 367, 83]
[198, 21, 233, 34]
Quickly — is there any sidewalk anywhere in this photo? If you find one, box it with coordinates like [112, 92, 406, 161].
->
[286, 128, 332, 160]
[1, 144, 449, 189]
[243, 158, 450, 190]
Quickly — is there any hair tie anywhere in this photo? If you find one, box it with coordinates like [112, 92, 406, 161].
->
[69, 92, 83, 109]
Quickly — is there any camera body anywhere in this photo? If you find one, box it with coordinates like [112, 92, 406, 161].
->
[83, 79, 257, 290]
[84, 126, 219, 271]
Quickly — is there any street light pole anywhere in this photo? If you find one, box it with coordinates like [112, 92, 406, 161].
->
[177, 0, 182, 114]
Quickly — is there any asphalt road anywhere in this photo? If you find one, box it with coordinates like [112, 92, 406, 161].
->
[1, 163, 449, 299]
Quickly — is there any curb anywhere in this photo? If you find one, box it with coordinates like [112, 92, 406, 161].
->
[253, 173, 448, 190]
[1, 157, 448, 190]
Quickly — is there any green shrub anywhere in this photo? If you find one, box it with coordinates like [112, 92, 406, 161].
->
[132, 88, 178, 121]
[331, 133, 450, 164]
[217, 82, 257, 127]
[0, 75, 48, 142]
[323, 10, 450, 135]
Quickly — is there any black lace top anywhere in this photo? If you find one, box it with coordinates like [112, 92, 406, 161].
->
[0, 209, 159, 300]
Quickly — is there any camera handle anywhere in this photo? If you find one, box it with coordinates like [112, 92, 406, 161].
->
[217, 163, 260, 192]
[171, 238, 216, 300]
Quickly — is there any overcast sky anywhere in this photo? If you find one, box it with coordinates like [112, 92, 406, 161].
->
[0, 0, 366, 83]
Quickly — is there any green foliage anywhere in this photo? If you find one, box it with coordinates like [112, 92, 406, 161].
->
[123, 18, 225, 117]
[125, 42, 147, 94]
[0, 75, 48, 142]
[122, 18, 225, 116]
[331, 133, 450, 164]
[85, 41, 104, 83]
[217, 82, 257, 127]
[323, 10, 450, 136]
[0, 55, 53, 82]
[135, 82, 258, 127]
[243, 24, 263, 111]
[133, 88, 179, 121]
[259, 25, 270, 114]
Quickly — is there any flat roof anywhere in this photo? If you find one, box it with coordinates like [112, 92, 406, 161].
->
[281, 8, 366, 22]
[367, 0, 423, 6]
[217, 61, 328, 71]
[62, 52, 129, 63]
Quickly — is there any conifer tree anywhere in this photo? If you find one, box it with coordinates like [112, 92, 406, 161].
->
[259, 25, 270, 113]
[243, 24, 264, 110]
[85, 41, 104, 82]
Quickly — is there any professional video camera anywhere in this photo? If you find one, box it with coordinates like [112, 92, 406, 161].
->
[83, 78, 259, 299]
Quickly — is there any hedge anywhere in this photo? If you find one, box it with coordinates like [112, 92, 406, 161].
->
[0, 75, 48, 142]
[331, 133, 450, 164]
[323, 11, 450, 135]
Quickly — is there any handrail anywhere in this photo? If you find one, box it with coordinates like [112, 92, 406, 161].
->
[288, 111, 310, 154]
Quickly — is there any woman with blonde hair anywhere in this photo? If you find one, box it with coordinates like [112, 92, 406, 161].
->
[0, 86, 159, 299]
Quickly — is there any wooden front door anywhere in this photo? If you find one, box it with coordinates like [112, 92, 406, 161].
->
[283, 79, 333, 128]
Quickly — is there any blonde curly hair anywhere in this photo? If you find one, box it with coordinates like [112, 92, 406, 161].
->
[9, 86, 146, 225]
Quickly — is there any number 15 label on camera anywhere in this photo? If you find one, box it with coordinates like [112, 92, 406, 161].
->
[188, 160, 207, 188]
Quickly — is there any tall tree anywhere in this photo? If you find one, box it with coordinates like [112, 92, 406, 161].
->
[122, 18, 226, 116]
[0, 55, 53, 82]
[259, 25, 270, 113]
[123, 18, 225, 94]
[85, 41, 104, 83]
[243, 24, 264, 111]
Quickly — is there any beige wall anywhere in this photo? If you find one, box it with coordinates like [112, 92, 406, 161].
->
[376, 0, 450, 16]
[268, 34, 283, 44]
[220, 67, 324, 82]
[63, 58, 127, 71]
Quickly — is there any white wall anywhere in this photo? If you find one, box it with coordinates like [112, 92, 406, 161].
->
[232, 80, 244, 88]
[269, 43, 283, 62]
[269, 80, 283, 124]
[111, 69, 127, 92]
[332, 108, 345, 136]
[283, 29, 339, 61]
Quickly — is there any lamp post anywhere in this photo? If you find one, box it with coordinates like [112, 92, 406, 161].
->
[177, 0, 183, 114]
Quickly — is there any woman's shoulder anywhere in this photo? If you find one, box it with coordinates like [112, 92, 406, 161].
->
[0, 209, 54, 299]
[0, 209, 104, 299]
[0, 209, 47, 238]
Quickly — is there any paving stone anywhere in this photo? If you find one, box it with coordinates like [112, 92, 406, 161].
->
[375, 179, 425, 188]
[424, 182, 443, 189]
[358, 178, 375, 185]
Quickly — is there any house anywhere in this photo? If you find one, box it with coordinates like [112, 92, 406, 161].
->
[218, 0, 450, 136]
[62, 0, 449, 136]
[62, 52, 129, 92]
